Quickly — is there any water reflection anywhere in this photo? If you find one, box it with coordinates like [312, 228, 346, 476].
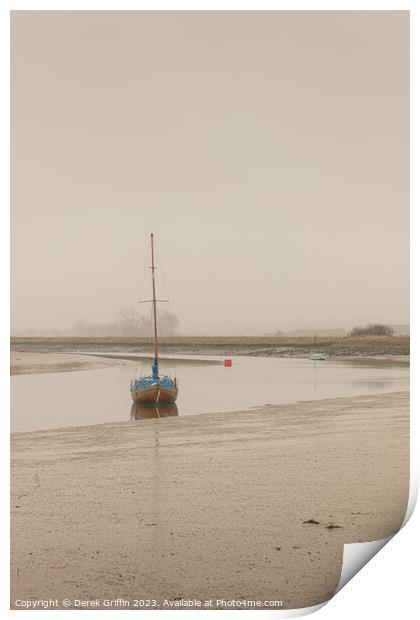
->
[130, 402, 179, 420]
[312, 360, 318, 396]
[352, 380, 393, 390]
[336, 358, 410, 369]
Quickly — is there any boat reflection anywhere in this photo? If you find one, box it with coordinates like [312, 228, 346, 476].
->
[130, 401, 179, 420]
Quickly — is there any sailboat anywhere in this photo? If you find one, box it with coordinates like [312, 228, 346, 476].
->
[309, 351, 327, 361]
[130, 234, 179, 404]
[309, 330, 328, 361]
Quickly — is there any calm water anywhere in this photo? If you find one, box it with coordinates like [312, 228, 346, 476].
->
[11, 355, 409, 432]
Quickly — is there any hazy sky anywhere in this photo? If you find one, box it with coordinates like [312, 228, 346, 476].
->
[11, 11, 409, 335]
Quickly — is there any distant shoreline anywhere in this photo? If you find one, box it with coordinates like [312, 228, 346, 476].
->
[11, 335, 410, 369]
[10, 339, 410, 375]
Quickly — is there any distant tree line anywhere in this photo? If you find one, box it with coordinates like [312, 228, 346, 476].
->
[270, 324, 396, 338]
[70, 307, 179, 337]
[349, 323, 394, 337]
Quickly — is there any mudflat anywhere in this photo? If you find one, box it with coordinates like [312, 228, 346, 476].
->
[10, 351, 129, 375]
[10, 351, 220, 376]
[11, 391, 409, 610]
[10, 335, 410, 377]
[11, 335, 410, 363]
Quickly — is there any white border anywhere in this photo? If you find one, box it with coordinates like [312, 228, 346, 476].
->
[2, 2, 417, 619]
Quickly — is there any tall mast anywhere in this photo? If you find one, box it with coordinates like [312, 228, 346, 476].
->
[150, 233, 159, 376]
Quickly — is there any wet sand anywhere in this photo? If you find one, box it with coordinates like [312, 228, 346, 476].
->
[10, 351, 220, 376]
[10, 351, 129, 375]
[11, 391, 409, 610]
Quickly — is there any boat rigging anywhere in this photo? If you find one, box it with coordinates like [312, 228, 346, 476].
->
[130, 234, 178, 404]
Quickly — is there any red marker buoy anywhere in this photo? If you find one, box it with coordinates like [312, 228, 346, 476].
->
[224, 359, 232, 367]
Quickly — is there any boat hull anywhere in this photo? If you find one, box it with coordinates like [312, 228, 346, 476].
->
[309, 352, 328, 361]
[131, 384, 178, 404]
